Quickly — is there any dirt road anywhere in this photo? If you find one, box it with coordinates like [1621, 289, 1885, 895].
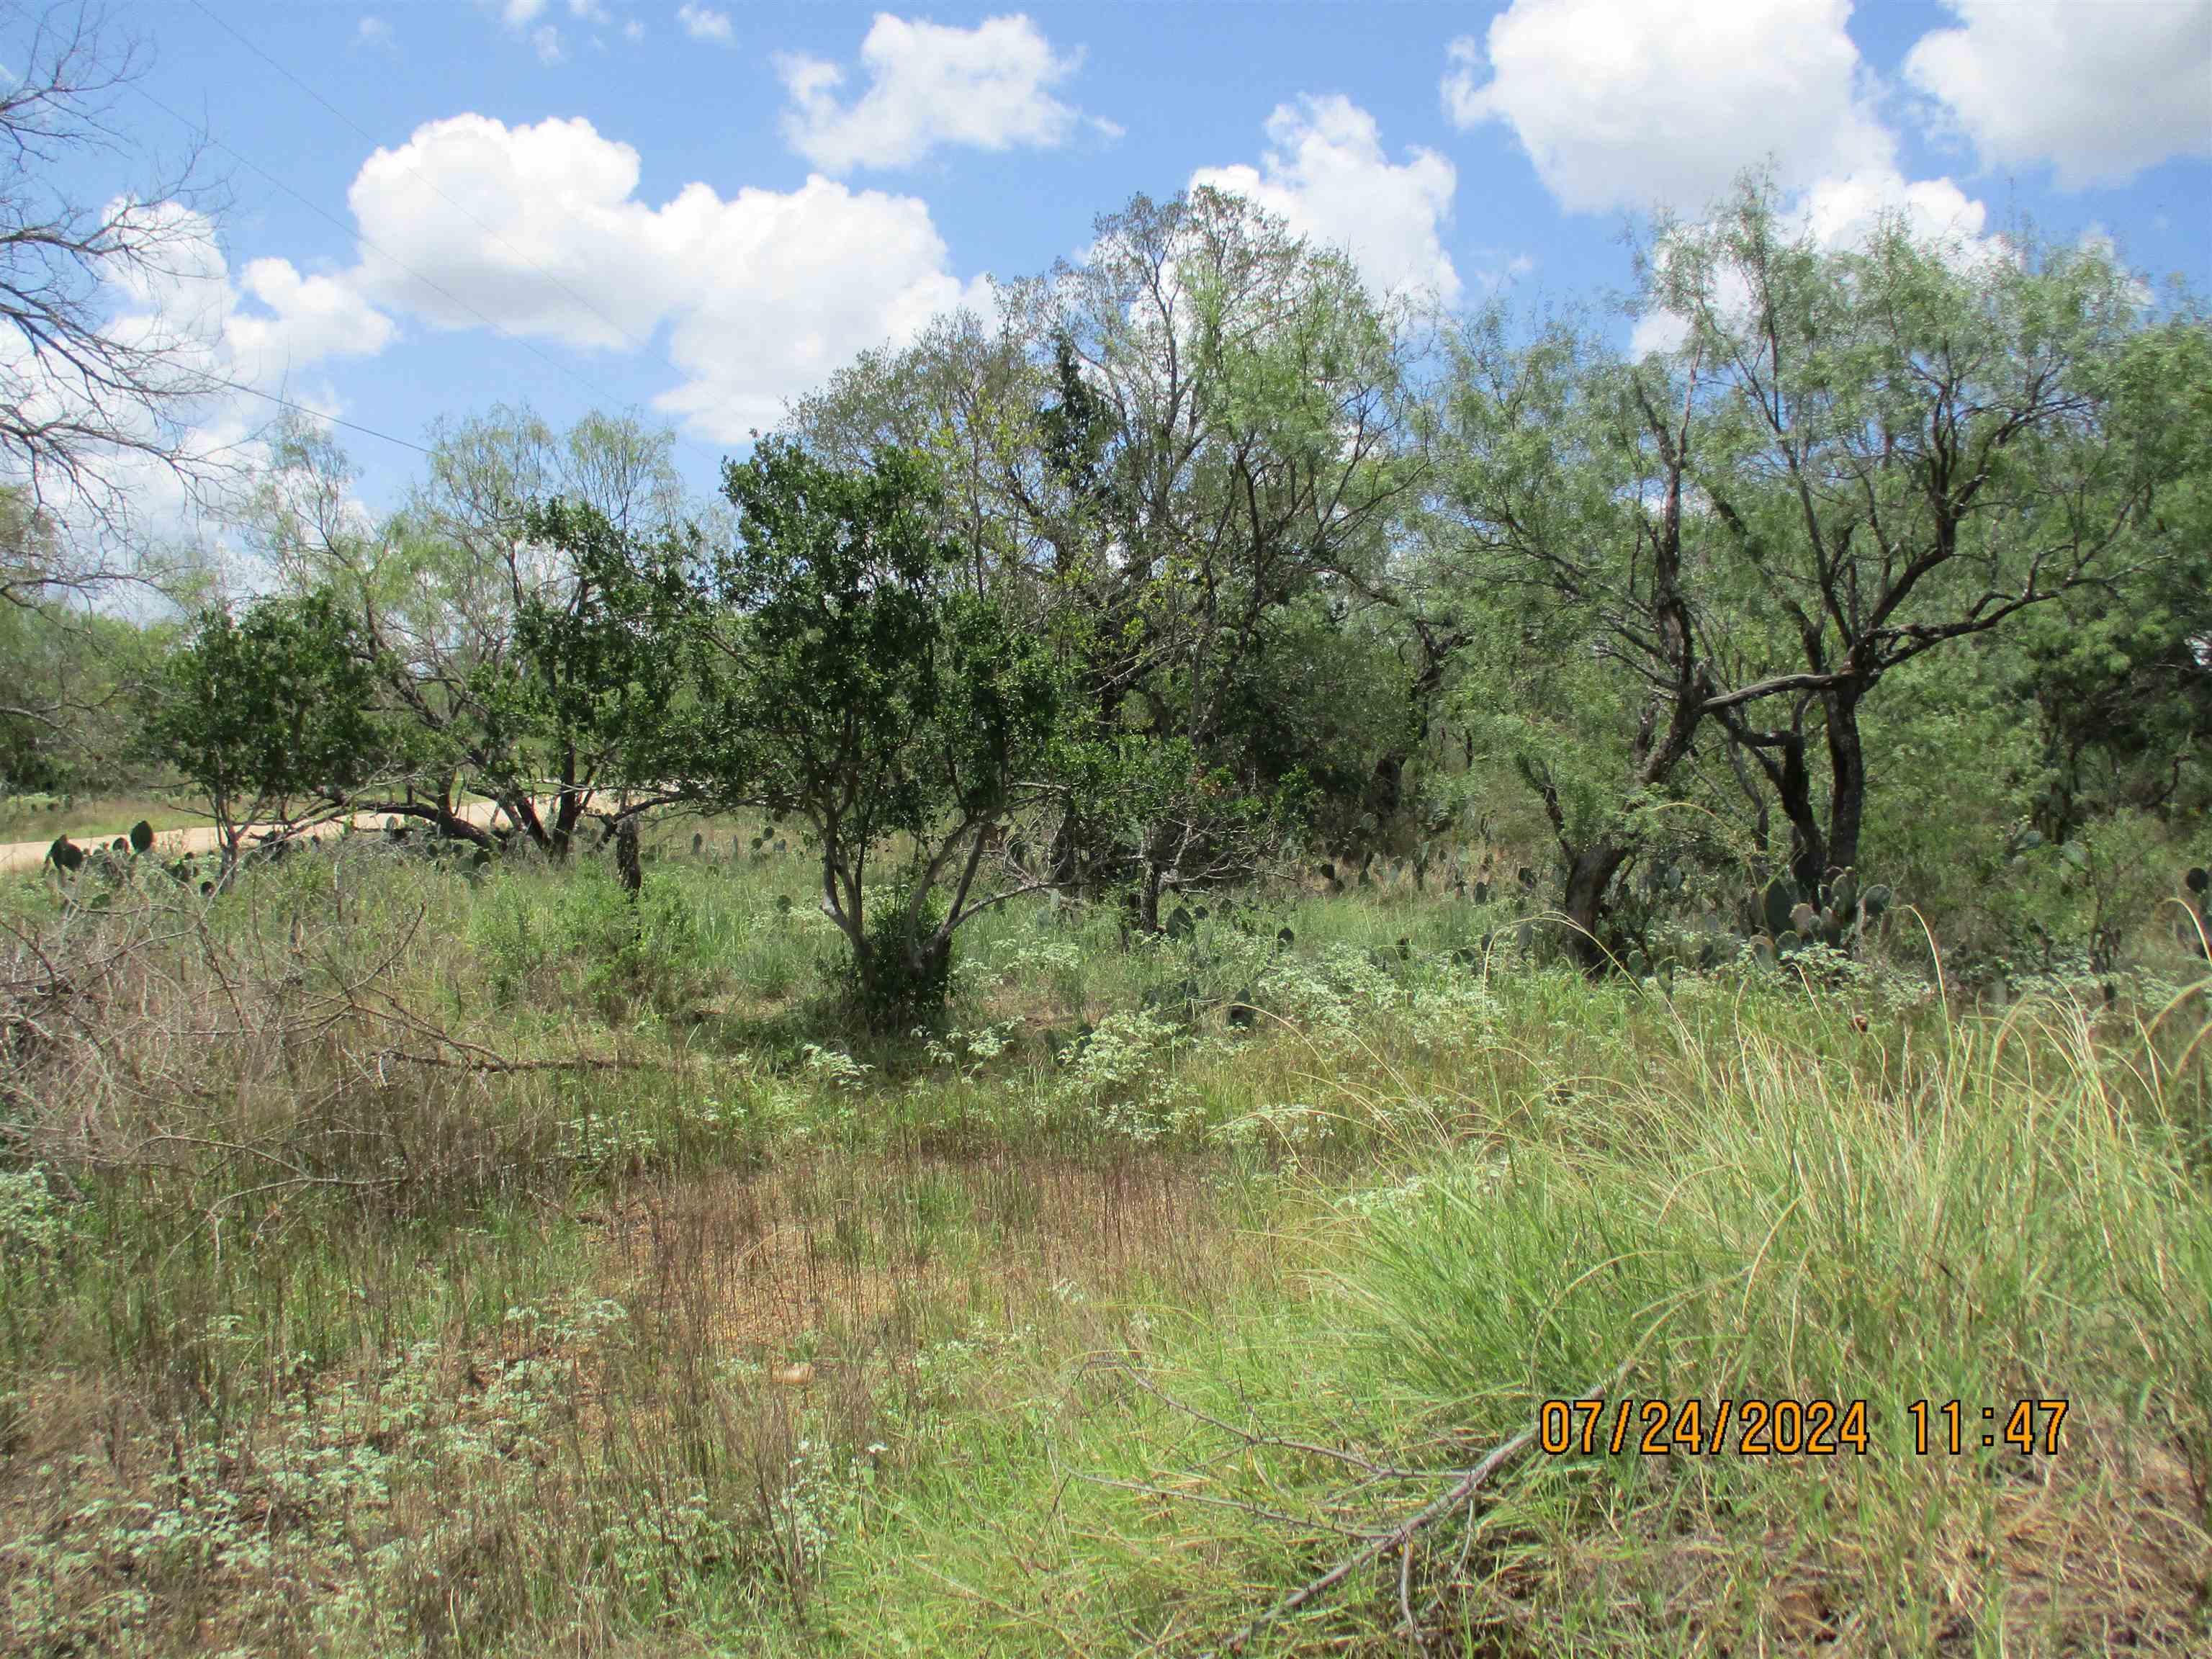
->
[0, 799, 521, 875]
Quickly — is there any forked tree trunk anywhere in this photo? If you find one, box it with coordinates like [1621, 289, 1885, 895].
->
[1560, 842, 1631, 973]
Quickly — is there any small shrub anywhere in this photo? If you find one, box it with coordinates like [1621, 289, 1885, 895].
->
[848, 879, 953, 1033]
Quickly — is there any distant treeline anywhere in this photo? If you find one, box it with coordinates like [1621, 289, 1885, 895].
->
[9, 180, 2210, 1016]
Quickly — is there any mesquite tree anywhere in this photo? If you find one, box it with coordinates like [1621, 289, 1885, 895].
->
[678, 439, 1066, 1030]
[1428, 310, 1712, 969]
[143, 590, 383, 868]
[1650, 182, 2204, 887]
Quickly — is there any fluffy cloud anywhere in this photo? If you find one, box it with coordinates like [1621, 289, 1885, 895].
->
[81, 204, 394, 393]
[1444, 0, 1893, 215]
[675, 5, 732, 45]
[1797, 168, 1987, 250]
[1440, 0, 2008, 364]
[1905, 0, 2212, 188]
[345, 114, 989, 441]
[777, 13, 1085, 172]
[222, 258, 397, 382]
[354, 17, 392, 50]
[1192, 96, 1460, 305]
[2, 200, 393, 544]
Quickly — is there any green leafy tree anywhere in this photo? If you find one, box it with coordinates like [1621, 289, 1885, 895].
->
[1652, 181, 2206, 885]
[1007, 189, 1426, 917]
[679, 439, 1066, 1029]
[258, 406, 693, 852]
[787, 192, 1434, 922]
[1425, 308, 1712, 967]
[1, 485, 172, 793]
[143, 590, 383, 867]
[511, 496, 696, 814]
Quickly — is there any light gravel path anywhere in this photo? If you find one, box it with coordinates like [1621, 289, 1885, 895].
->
[0, 799, 522, 874]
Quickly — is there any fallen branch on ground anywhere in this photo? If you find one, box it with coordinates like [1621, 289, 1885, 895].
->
[1200, 1360, 1633, 1655]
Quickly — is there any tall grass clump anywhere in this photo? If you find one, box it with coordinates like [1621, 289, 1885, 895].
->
[817, 983, 2212, 1656]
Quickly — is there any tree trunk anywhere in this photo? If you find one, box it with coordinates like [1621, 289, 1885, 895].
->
[552, 765, 584, 859]
[1560, 842, 1630, 974]
[1138, 860, 1166, 933]
[1771, 729, 1827, 894]
[615, 817, 642, 896]
[1823, 687, 1867, 876]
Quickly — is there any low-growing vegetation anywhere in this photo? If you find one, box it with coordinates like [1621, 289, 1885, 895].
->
[2, 826, 2208, 1655]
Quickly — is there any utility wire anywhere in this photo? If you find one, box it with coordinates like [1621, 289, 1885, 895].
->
[207, 374, 432, 455]
[181, 0, 662, 372]
[170, 0, 729, 472]
[125, 76, 668, 444]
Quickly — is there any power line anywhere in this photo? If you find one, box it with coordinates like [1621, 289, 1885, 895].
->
[125, 76, 673, 446]
[170, 0, 729, 474]
[207, 374, 431, 455]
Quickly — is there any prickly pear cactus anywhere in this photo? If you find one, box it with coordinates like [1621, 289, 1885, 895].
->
[1746, 866, 1899, 961]
[1761, 879, 1796, 940]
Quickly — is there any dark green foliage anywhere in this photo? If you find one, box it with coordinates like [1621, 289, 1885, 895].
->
[850, 878, 953, 1033]
[513, 497, 694, 804]
[624, 439, 1071, 1030]
[143, 590, 384, 855]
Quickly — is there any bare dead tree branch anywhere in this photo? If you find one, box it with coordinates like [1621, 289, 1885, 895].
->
[1, 0, 234, 554]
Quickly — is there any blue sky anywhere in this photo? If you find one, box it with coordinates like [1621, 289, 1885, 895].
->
[19, 0, 2212, 522]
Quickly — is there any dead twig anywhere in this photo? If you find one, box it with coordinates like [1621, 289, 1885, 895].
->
[374, 1048, 642, 1076]
[1066, 1470, 1375, 1539]
[1096, 1358, 1443, 1484]
[1205, 1361, 1632, 1656]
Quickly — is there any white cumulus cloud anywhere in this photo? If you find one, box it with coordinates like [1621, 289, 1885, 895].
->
[777, 12, 1086, 172]
[343, 114, 989, 442]
[1, 199, 395, 544]
[1904, 0, 2212, 189]
[1192, 96, 1461, 305]
[675, 4, 732, 45]
[1628, 168, 1997, 359]
[1444, 0, 1893, 215]
[89, 204, 395, 391]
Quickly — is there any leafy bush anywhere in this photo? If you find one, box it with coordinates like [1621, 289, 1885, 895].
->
[849, 876, 953, 1032]
[552, 858, 716, 1016]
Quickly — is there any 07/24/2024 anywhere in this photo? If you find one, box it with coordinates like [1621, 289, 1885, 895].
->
[1535, 1397, 2070, 1457]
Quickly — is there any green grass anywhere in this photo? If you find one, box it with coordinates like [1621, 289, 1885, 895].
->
[1, 822, 2206, 1656]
